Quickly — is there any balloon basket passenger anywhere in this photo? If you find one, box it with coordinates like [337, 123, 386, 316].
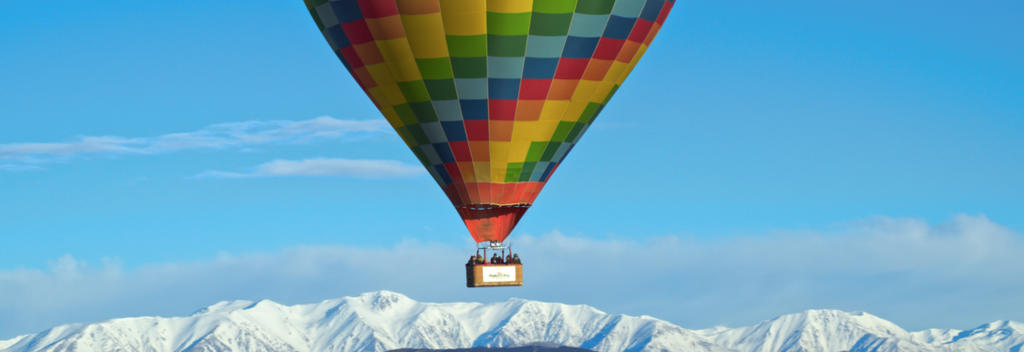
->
[466, 241, 523, 288]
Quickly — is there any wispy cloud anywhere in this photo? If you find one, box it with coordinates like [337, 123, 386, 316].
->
[0, 117, 389, 169]
[1, 215, 1022, 338]
[0, 164, 43, 172]
[196, 158, 425, 179]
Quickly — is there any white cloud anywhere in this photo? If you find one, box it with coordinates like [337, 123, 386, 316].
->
[195, 158, 425, 179]
[0, 164, 42, 172]
[0, 215, 1022, 339]
[0, 117, 389, 168]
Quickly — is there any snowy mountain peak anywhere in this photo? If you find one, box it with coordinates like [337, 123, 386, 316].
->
[697, 309, 911, 352]
[359, 290, 414, 312]
[2, 293, 1022, 352]
[246, 298, 283, 310]
[358, 289, 410, 301]
[908, 328, 963, 345]
[946, 320, 1024, 351]
[776, 309, 898, 329]
[193, 299, 256, 315]
[954, 320, 1023, 338]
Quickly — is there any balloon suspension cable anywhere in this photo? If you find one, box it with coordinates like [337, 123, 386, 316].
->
[476, 241, 510, 261]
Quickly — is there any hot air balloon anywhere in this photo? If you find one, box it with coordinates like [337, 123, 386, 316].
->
[303, 0, 674, 287]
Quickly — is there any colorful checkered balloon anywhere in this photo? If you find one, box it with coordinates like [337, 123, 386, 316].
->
[304, 0, 674, 243]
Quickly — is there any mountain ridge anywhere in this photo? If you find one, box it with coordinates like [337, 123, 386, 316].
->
[1, 290, 1021, 352]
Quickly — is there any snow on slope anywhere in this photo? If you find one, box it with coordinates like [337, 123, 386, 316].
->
[848, 320, 1024, 352]
[945, 320, 1024, 351]
[908, 328, 962, 345]
[2, 292, 1022, 352]
[0, 337, 27, 351]
[0, 291, 724, 352]
[695, 310, 908, 352]
[847, 334, 949, 352]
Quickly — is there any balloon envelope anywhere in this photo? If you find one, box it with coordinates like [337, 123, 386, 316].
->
[304, 0, 674, 243]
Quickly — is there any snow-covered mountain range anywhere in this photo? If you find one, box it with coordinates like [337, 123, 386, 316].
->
[1, 291, 1021, 352]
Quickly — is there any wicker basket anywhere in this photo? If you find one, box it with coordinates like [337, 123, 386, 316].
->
[466, 264, 523, 287]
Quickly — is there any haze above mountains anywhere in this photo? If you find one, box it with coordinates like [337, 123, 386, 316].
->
[2, 291, 1021, 352]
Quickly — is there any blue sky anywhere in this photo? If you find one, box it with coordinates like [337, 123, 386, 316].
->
[1, 0, 1022, 338]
